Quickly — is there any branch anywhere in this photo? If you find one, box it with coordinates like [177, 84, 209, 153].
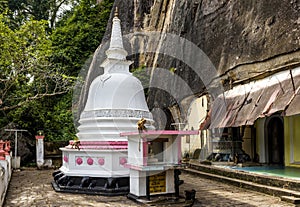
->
[0, 90, 70, 111]
[50, 0, 71, 28]
[0, 69, 76, 111]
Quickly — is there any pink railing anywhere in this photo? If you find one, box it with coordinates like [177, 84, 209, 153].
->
[0, 141, 11, 160]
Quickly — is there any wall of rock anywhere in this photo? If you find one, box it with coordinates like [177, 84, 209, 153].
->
[79, 0, 300, 128]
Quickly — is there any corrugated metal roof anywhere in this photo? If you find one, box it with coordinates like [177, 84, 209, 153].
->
[201, 67, 300, 129]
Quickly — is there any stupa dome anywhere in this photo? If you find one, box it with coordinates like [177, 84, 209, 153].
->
[84, 70, 149, 111]
[77, 11, 154, 141]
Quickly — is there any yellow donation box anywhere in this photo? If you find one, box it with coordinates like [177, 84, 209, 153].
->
[149, 172, 166, 194]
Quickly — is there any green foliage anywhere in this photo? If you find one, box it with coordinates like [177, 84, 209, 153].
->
[169, 67, 176, 73]
[0, 14, 74, 107]
[0, 0, 114, 143]
[0, 13, 76, 140]
[6, 0, 75, 29]
[0, 15, 52, 108]
[44, 94, 75, 141]
[0, 1, 8, 13]
[132, 65, 151, 97]
[51, 0, 113, 76]
[7, 94, 75, 141]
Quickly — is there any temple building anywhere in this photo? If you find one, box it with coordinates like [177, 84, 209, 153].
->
[200, 67, 300, 168]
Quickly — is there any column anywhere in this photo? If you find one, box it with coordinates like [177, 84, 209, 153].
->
[36, 135, 45, 169]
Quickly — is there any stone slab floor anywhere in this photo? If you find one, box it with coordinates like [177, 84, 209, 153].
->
[3, 168, 295, 207]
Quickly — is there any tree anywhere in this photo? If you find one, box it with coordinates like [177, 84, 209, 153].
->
[7, 92, 76, 140]
[51, 0, 113, 76]
[0, 14, 75, 113]
[6, 0, 74, 29]
[0, 0, 114, 142]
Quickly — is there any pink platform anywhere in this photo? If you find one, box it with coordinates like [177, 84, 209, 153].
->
[120, 130, 199, 136]
[121, 130, 199, 166]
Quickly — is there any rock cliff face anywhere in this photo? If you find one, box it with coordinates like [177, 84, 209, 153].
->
[81, 0, 300, 129]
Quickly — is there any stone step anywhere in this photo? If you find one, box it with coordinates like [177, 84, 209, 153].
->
[183, 167, 300, 204]
[281, 196, 300, 204]
[188, 161, 300, 192]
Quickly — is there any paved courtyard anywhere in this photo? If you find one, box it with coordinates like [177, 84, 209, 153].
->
[3, 168, 295, 207]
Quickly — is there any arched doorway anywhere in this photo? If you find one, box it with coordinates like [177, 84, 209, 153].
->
[266, 116, 284, 165]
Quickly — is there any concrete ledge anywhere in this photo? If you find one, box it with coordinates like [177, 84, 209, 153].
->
[189, 161, 300, 191]
[281, 196, 300, 204]
[184, 164, 300, 204]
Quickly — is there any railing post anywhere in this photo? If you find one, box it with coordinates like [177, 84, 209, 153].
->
[0, 140, 5, 160]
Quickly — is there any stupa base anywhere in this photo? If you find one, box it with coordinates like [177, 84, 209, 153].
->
[51, 170, 129, 196]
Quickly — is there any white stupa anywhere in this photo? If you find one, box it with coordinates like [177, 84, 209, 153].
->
[52, 9, 154, 195]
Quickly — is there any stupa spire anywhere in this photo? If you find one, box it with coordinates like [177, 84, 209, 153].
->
[114, 6, 118, 17]
[106, 7, 127, 60]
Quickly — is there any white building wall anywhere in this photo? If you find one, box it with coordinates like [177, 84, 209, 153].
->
[256, 118, 267, 163]
[182, 96, 208, 157]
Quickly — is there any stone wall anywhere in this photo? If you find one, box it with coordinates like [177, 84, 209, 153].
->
[144, 0, 299, 126]
[44, 141, 68, 168]
[128, 0, 300, 86]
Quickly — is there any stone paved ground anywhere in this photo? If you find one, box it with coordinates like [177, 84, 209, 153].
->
[3, 168, 295, 207]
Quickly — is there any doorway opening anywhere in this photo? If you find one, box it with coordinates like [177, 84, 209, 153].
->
[266, 116, 284, 165]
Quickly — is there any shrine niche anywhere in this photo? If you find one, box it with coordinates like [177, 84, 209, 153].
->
[121, 130, 198, 200]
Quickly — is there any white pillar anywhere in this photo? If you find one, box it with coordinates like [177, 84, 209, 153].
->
[36, 136, 45, 169]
